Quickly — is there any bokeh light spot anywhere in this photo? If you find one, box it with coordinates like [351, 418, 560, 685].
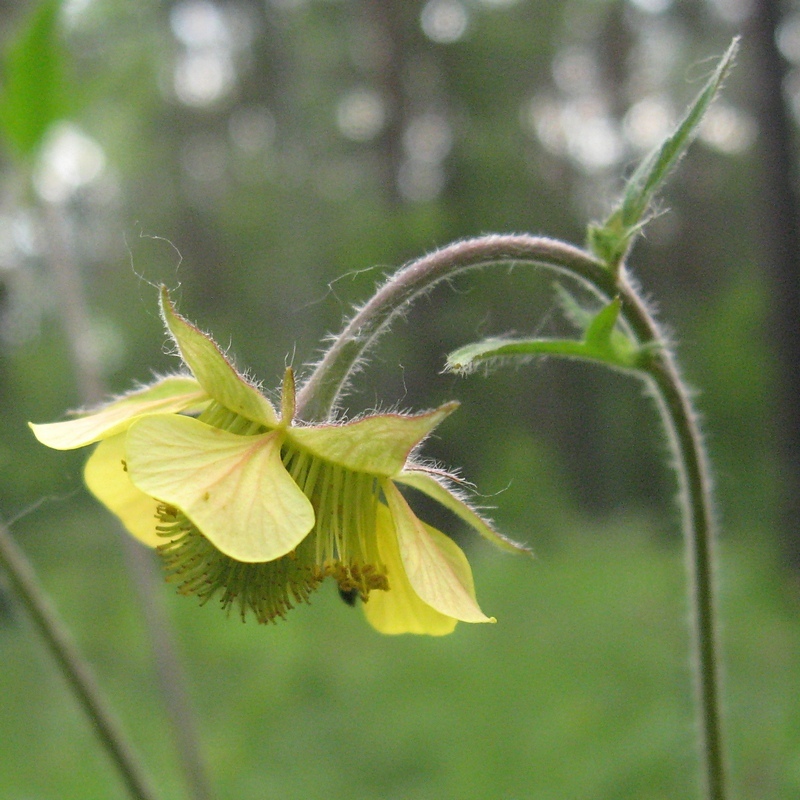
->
[336, 89, 386, 142]
[421, 0, 469, 44]
[33, 123, 107, 204]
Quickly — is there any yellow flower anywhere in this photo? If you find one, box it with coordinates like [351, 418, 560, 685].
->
[30, 288, 527, 634]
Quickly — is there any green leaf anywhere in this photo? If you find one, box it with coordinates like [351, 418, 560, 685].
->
[0, 0, 66, 159]
[555, 287, 643, 364]
[585, 296, 622, 349]
[446, 299, 644, 374]
[590, 37, 739, 268]
[620, 39, 738, 227]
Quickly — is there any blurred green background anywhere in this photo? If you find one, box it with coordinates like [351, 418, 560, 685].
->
[1, 0, 799, 797]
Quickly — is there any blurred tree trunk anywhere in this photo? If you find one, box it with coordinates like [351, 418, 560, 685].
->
[749, 0, 800, 563]
[362, 0, 407, 206]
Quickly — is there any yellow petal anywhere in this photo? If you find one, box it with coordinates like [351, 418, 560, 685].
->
[160, 287, 279, 427]
[288, 402, 458, 477]
[382, 480, 494, 624]
[29, 375, 208, 450]
[363, 503, 458, 636]
[395, 469, 531, 555]
[125, 415, 314, 562]
[83, 434, 163, 547]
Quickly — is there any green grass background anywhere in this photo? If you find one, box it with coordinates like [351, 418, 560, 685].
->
[2, 504, 797, 799]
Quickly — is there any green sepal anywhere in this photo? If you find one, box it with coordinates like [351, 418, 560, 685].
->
[289, 403, 458, 477]
[159, 286, 280, 427]
[395, 469, 531, 556]
[588, 37, 739, 270]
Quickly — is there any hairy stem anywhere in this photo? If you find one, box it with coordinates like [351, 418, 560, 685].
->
[0, 518, 160, 800]
[299, 233, 726, 799]
[295, 235, 617, 421]
[617, 274, 726, 800]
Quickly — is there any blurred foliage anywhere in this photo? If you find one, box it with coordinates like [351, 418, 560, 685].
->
[0, 0, 66, 159]
[2, 508, 799, 798]
[0, 0, 772, 533]
[0, 0, 795, 797]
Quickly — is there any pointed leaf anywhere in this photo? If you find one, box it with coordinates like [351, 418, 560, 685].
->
[83, 434, 164, 548]
[592, 38, 739, 266]
[29, 375, 208, 449]
[619, 39, 738, 230]
[584, 296, 622, 349]
[395, 469, 530, 555]
[289, 403, 458, 476]
[447, 337, 596, 372]
[160, 287, 278, 427]
[363, 503, 458, 636]
[126, 415, 314, 563]
[446, 299, 642, 375]
[382, 480, 494, 624]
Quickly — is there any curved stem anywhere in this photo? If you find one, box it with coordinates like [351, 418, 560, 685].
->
[0, 518, 160, 800]
[295, 235, 617, 421]
[299, 233, 726, 799]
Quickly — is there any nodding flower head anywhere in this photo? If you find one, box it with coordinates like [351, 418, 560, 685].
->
[30, 287, 528, 635]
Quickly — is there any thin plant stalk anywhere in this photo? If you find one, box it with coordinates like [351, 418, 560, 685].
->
[616, 272, 725, 800]
[0, 517, 161, 800]
[297, 233, 727, 799]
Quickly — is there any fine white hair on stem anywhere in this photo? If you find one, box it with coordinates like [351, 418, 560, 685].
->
[295, 234, 618, 422]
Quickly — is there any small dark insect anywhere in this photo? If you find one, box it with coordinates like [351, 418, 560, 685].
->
[338, 587, 359, 607]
